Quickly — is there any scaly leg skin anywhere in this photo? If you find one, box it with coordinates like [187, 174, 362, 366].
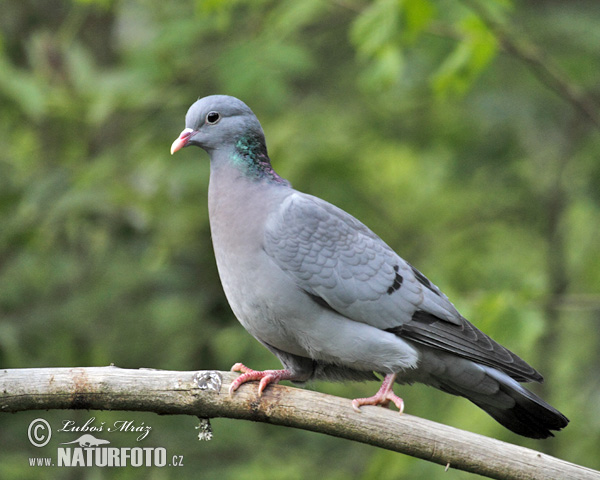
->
[229, 363, 296, 396]
[351, 373, 404, 414]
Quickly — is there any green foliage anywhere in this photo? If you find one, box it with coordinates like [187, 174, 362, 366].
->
[350, 0, 433, 90]
[432, 14, 498, 97]
[1, 0, 599, 478]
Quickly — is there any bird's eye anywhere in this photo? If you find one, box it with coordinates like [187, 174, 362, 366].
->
[206, 111, 220, 124]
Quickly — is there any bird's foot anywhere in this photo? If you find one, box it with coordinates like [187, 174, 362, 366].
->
[351, 373, 404, 413]
[229, 363, 295, 396]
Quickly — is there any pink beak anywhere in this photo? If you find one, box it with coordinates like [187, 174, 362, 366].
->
[170, 128, 194, 155]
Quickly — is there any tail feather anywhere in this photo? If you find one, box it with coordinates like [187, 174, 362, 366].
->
[438, 366, 569, 439]
[475, 367, 568, 438]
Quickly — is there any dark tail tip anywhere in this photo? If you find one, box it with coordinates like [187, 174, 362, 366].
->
[474, 383, 569, 439]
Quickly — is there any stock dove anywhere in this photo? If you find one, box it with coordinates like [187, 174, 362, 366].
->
[171, 95, 568, 438]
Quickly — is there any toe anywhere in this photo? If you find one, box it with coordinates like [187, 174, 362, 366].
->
[351, 399, 363, 413]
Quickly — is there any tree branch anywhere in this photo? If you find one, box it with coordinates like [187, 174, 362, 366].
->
[1, 366, 597, 480]
[460, 0, 600, 131]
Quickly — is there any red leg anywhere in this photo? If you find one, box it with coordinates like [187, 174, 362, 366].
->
[229, 363, 296, 396]
[351, 373, 404, 413]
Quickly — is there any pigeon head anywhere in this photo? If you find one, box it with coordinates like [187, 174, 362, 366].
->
[171, 95, 287, 184]
[171, 95, 266, 155]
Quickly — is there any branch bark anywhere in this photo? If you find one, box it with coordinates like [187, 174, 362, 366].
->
[1, 366, 597, 480]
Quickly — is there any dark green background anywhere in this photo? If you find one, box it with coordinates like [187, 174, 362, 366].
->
[1, 0, 599, 478]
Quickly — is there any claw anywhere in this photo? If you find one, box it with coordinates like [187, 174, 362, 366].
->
[228, 363, 295, 397]
[352, 373, 404, 414]
[230, 362, 246, 372]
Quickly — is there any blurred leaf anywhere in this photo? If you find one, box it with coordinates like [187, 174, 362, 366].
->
[403, 0, 436, 42]
[351, 0, 402, 58]
[0, 52, 47, 120]
[358, 43, 404, 91]
[432, 14, 498, 96]
[216, 37, 314, 106]
[267, 0, 329, 37]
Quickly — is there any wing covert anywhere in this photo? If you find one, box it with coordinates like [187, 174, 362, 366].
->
[264, 192, 461, 329]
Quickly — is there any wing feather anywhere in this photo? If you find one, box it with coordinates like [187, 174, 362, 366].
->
[264, 192, 459, 327]
[389, 311, 542, 382]
[264, 192, 541, 382]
